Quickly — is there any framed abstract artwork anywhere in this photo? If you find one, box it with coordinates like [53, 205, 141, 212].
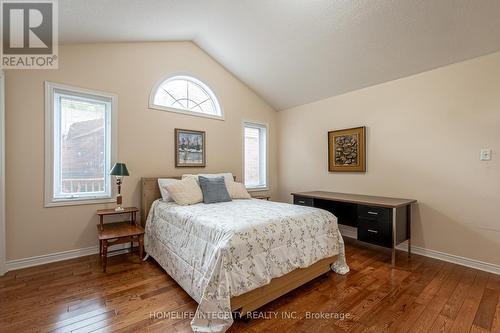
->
[175, 129, 206, 167]
[328, 126, 366, 172]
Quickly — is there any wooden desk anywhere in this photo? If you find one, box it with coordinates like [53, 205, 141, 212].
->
[292, 191, 416, 266]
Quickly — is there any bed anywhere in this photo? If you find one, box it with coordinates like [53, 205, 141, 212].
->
[141, 177, 349, 333]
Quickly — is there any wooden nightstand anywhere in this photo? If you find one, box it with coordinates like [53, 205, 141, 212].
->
[96, 207, 144, 272]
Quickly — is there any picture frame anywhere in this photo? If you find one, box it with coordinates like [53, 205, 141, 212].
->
[328, 126, 366, 172]
[175, 129, 206, 167]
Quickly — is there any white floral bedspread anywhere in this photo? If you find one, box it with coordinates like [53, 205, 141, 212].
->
[144, 199, 349, 333]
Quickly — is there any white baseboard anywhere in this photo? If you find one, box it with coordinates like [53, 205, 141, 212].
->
[339, 227, 500, 275]
[6, 243, 132, 272]
[395, 242, 500, 275]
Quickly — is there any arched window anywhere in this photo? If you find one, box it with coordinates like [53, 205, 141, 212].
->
[149, 75, 223, 120]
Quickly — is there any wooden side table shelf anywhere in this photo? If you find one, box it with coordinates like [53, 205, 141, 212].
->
[96, 207, 144, 272]
[251, 194, 271, 201]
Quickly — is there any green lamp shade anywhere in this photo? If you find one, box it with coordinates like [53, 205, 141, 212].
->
[109, 163, 129, 176]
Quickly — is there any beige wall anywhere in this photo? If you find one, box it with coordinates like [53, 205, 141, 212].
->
[278, 52, 500, 266]
[5, 42, 277, 260]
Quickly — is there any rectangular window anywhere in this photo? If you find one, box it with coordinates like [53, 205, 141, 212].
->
[45, 82, 117, 207]
[243, 121, 268, 190]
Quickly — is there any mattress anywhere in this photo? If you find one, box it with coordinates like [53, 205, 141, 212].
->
[144, 198, 349, 332]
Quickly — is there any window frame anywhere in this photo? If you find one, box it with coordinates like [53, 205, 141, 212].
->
[44, 82, 118, 207]
[242, 120, 269, 192]
[148, 74, 224, 121]
[0, 70, 5, 275]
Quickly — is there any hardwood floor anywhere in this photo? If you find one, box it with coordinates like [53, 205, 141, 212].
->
[1, 239, 499, 333]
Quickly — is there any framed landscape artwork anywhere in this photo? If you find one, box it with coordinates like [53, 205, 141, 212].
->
[328, 126, 366, 172]
[175, 129, 206, 167]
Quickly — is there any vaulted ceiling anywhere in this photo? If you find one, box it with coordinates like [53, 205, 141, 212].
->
[60, 0, 500, 110]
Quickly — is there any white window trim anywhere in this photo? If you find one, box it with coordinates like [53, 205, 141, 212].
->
[242, 120, 269, 192]
[44, 82, 118, 207]
[0, 70, 6, 275]
[148, 74, 224, 121]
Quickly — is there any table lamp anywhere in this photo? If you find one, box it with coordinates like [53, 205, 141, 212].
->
[109, 162, 129, 211]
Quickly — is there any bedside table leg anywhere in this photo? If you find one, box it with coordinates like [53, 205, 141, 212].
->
[139, 234, 144, 259]
[99, 240, 102, 260]
[102, 241, 108, 272]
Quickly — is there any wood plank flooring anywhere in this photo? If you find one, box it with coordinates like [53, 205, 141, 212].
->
[1, 239, 499, 333]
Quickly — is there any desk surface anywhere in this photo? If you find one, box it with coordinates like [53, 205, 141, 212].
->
[292, 191, 416, 208]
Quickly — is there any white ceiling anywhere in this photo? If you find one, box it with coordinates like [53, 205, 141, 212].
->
[60, 0, 500, 110]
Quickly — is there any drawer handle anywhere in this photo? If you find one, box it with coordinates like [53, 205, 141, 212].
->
[367, 229, 379, 234]
[298, 200, 305, 204]
[367, 211, 379, 215]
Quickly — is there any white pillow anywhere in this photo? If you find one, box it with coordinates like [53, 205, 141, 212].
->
[225, 181, 251, 199]
[182, 173, 234, 184]
[158, 178, 179, 202]
[165, 177, 203, 206]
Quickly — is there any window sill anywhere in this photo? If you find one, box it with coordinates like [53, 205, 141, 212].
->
[45, 197, 115, 208]
[246, 186, 269, 193]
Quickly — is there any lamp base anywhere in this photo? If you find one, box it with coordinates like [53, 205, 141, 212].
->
[115, 194, 124, 211]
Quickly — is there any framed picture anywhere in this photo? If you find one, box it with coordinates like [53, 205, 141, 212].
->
[175, 129, 206, 167]
[328, 126, 366, 172]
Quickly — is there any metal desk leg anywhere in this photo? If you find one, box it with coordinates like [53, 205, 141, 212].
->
[392, 207, 397, 267]
[407, 204, 412, 257]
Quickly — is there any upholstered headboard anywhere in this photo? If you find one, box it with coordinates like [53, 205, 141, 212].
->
[140, 175, 237, 226]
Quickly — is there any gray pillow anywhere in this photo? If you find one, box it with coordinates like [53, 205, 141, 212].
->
[198, 176, 232, 204]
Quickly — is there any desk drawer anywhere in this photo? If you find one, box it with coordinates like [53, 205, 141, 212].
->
[294, 196, 313, 207]
[357, 205, 391, 221]
[357, 218, 392, 248]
